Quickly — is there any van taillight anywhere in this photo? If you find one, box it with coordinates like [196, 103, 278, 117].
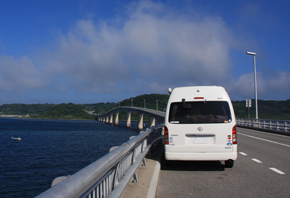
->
[232, 125, 237, 144]
[164, 126, 169, 145]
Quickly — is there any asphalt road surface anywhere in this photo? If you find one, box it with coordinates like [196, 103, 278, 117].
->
[156, 127, 290, 198]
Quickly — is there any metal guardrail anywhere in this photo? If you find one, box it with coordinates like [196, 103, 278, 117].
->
[236, 118, 290, 132]
[36, 125, 164, 198]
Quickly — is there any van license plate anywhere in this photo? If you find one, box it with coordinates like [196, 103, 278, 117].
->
[193, 137, 206, 144]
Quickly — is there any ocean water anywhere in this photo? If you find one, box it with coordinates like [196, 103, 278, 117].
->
[0, 118, 139, 197]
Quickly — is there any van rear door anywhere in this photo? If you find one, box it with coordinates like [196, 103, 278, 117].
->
[167, 101, 234, 153]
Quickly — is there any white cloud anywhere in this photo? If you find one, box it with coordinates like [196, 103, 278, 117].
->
[43, 0, 234, 95]
[228, 71, 290, 100]
[0, 55, 44, 92]
[1, 0, 290, 102]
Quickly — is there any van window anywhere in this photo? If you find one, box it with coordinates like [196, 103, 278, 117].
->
[168, 101, 232, 124]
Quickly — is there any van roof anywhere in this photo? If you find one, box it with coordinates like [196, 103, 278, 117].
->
[169, 86, 230, 102]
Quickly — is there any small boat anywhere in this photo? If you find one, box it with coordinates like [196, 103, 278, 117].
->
[11, 137, 21, 141]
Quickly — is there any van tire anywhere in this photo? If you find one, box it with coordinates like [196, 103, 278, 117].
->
[225, 160, 234, 168]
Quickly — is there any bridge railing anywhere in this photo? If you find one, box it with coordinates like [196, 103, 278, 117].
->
[236, 118, 290, 132]
[36, 124, 164, 198]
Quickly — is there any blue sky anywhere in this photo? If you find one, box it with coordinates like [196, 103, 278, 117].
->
[0, 0, 289, 104]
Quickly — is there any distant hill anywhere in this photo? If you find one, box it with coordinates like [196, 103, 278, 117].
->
[104, 93, 170, 120]
[1, 95, 290, 120]
[78, 102, 116, 113]
[118, 94, 169, 111]
[0, 103, 55, 115]
[0, 102, 116, 117]
[31, 103, 94, 120]
[232, 99, 290, 120]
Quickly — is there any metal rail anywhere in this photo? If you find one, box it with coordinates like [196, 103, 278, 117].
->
[236, 118, 290, 132]
[36, 125, 164, 198]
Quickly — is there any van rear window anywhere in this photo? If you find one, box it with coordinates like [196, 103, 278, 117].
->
[169, 101, 232, 124]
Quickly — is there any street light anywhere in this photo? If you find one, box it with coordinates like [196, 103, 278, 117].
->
[246, 51, 258, 119]
[144, 100, 146, 108]
[131, 99, 133, 107]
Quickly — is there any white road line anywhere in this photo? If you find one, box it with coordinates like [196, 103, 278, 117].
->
[252, 158, 263, 163]
[269, 167, 285, 175]
[239, 152, 248, 156]
[238, 132, 290, 148]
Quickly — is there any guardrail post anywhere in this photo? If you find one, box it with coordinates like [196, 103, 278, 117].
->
[263, 120, 265, 129]
[285, 122, 287, 131]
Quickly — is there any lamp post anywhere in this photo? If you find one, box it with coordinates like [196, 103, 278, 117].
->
[246, 51, 258, 119]
[144, 100, 146, 108]
[131, 99, 133, 107]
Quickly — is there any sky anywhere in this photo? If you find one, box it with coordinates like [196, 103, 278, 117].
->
[0, 0, 290, 104]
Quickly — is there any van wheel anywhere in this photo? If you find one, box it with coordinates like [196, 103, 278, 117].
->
[225, 160, 234, 168]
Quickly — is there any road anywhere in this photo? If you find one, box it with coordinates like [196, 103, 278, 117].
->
[156, 127, 290, 198]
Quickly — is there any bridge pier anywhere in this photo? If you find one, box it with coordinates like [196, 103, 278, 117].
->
[138, 113, 144, 131]
[115, 111, 119, 125]
[149, 117, 156, 128]
[127, 112, 131, 127]
[96, 107, 165, 130]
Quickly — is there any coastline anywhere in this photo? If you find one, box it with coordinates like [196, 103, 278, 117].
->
[0, 115, 95, 121]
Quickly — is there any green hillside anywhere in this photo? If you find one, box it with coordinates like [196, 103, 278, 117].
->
[31, 103, 94, 120]
[118, 94, 169, 111]
[78, 102, 115, 112]
[0, 103, 54, 115]
[1, 95, 290, 120]
[232, 100, 290, 120]
[98, 94, 169, 120]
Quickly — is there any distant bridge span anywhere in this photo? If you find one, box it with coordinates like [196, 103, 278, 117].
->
[95, 106, 165, 130]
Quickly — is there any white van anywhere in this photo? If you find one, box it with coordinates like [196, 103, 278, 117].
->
[164, 86, 237, 168]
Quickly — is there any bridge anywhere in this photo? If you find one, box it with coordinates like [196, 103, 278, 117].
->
[37, 106, 290, 198]
[95, 106, 165, 130]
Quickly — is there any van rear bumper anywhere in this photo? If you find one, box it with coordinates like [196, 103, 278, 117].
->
[164, 151, 238, 161]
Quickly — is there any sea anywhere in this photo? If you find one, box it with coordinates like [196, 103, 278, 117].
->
[0, 118, 142, 197]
